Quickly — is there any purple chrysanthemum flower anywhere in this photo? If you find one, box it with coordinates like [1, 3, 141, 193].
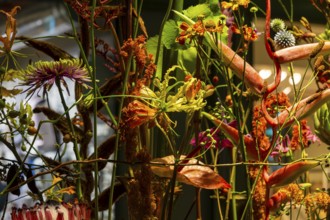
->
[21, 59, 91, 97]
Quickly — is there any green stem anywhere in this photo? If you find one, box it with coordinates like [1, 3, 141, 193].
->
[90, 0, 99, 218]
[133, 0, 144, 38]
[277, 0, 293, 23]
[108, 52, 133, 220]
[65, 2, 118, 128]
[154, 0, 174, 67]
[55, 78, 82, 199]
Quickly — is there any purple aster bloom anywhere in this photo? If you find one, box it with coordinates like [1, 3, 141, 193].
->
[21, 59, 91, 98]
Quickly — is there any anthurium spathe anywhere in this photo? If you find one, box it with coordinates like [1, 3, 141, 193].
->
[150, 155, 231, 190]
[265, 160, 320, 188]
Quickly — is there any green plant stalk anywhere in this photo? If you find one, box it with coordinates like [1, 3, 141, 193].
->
[90, 0, 99, 218]
[0, 109, 42, 201]
[154, 0, 174, 72]
[238, 55, 253, 218]
[133, 0, 144, 39]
[212, 148, 224, 220]
[225, 146, 237, 220]
[55, 78, 82, 200]
[277, 0, 293, 23]
[161, 162, 179, 220]
[64, 2, 118, 128]
[108, 52, 133, 220]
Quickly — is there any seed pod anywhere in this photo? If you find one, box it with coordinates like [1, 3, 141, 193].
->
[8, 110, 20, 118]
[19, 114, 28, 124]
[26, 168, 39, 194]
[21, 144, 27, 151]
[27, 126, 37, 135]
[63, 134, 72, 143]
[6, 164, 21, 196]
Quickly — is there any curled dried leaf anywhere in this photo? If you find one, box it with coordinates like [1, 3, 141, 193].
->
[17, 37, 73, 60]
[151, 155, 231, 190]
[0, 6, 20, 52]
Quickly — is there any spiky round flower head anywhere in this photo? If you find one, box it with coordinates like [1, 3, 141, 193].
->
[270, 18, 286, 32]
[274, 30, 296, 49]
[21, 59, 91, 97]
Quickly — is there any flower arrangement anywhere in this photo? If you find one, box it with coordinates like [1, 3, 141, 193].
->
[0, 0, 330, 219]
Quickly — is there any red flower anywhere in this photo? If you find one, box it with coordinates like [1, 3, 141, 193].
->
[231, 24, 259, 42]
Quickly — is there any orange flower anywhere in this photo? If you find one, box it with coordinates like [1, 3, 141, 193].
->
[122, 100, 158, 128]
[185, 79, 202, 102]
[231, 24, 259, 42]
[176, 20, 205, 45]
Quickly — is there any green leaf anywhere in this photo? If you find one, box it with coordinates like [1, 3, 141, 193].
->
[162, 20, 190, 50]
[146, 35, 163, 79]
[146, 35, 161, 59]
[178, 47, 197, 73]
[162, 19, 180, 49]
[183, 4, 212, 19]
[209, 0, 221, 14]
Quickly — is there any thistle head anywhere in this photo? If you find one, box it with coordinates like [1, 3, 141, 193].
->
[270, 18, 286, 32]
[274, 30, 296, 49]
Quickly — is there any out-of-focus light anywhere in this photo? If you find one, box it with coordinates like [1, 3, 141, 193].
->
[283, 86, 291, 94]
[259, 69, 272, 79]
[281, 71, 287, 82]
[288, 73, 301, 85]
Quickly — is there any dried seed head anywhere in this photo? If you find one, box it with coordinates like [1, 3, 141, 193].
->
[274, 30, 296, 49]
[204, 20, 216, 29]
[270, 18, 286, 32]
